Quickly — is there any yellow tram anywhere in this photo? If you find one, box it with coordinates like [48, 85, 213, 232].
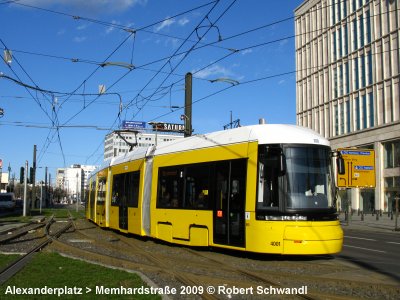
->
[86, 124, 343, 255]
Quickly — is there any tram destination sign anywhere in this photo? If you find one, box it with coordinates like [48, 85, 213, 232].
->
[151, 122, 185, 133]
[337, 148, 376, 188]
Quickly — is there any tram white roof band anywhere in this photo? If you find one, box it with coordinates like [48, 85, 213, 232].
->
[93, 124, 330, 171]
[154, 124, 329, 156]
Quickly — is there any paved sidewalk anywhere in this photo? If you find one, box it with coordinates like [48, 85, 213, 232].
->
[339, 211, 400, 232]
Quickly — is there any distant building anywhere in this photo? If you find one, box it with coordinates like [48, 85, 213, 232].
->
[104, 128, 184, 160]
[56, 164, 97, 203]
[295, 0, 399, 212]
[0, 173, 9, 193]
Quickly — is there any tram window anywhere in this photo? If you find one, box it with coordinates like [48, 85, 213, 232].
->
[157, 167, 184, 208]
[97, 177, 107, 204]
[257, 146, 282, 210]
[112, 171, 140, 208]
[157, 164, 211, 210]
[184, 164, 211, 209]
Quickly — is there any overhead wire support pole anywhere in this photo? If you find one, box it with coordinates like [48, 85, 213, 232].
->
[184, 72, 192, 137]
[23, 161, 28, 217]
[32, 145, 36, 210]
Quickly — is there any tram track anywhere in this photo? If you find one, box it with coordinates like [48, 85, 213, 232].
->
[57, 218, 399, 300]
[55, 223, 219, 300]
[61, 222, 329, 299]
[0, 214, 73, 285]
[0, 219, 46, 245]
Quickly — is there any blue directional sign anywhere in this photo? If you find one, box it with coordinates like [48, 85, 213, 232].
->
[121, 120, 146, 130]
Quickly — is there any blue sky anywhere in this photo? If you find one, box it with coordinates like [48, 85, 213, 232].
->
[0, 0, 303, 181]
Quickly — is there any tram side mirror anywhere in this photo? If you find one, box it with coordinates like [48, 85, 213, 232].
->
[337, 154, 345, 175]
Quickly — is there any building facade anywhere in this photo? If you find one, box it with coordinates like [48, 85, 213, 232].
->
[295, 0, 399, 212]
[104, 130, 184, 160]
[56, 164, 97, 203]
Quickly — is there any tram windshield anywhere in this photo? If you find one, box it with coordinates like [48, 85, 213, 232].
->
[257, 145, 334, 213]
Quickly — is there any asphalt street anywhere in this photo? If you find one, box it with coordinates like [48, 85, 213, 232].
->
[338, 227, 400, 283]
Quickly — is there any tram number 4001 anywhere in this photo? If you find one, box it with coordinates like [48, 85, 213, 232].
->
[270, 241, 280, 247]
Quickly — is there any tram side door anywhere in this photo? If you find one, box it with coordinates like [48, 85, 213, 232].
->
[213, 159, 247, 247]
[119, 175, 128, 230]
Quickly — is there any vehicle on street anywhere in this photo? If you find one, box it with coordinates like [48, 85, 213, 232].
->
[0, 193, 16, 210]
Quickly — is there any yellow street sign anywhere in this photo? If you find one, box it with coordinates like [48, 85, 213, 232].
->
[337, 148, 376, 188]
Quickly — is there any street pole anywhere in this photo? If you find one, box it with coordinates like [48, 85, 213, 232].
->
[23, 160, 28, 217]
[184, 72, 192, 137]
[40, 181, 43, 214]
[76, 172, 79, 213]
[395, 197, 399, 231]
[31, 145, 36, 209]
[45, 166, 48, 208]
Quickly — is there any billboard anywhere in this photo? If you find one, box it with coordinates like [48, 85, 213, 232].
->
[150, 122, 185, 132]
[121, 121, 146, 130]
[337, 148, 376, 188]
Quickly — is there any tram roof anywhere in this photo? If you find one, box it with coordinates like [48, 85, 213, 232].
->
[154, 124, 330, 156]
[105, 124, 330, 168]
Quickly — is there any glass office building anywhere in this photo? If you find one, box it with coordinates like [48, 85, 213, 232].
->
[295, 0, 399, 212]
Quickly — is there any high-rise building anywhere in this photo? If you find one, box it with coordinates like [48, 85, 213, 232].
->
[295, 0, 399, 212]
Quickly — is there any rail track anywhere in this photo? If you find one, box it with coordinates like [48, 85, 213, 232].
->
[49, 218, 400, 300]
[0, 214, 73, 285]
[0, 219, 46, 244]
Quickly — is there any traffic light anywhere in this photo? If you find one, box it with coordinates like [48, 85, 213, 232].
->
[29, 167, 34, 184]
[20, 167, 24, 184]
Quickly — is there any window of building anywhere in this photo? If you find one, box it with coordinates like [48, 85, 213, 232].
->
[345, 62, 350, 94]
[355, 97, 360, 130]
[344, 24, 348, 56]
[359, 15, 364, 48]
[352, 19, 358, 51]
[333, 67, 338, 99]
[346, 100, 351, 133]
[361, 55, 366, 88]
[362, 94, 367, 129]
[385, 176, 400, 212]
[339, 28, 343, 58]
[368, 92, 374, 128]
[334, 104, 339, 136]
[367, 51, 373, 85]
[384, 140, 400, 169]
[332, 31, 337, 61]
[340, 102, 344, 134]
[366, 10, 371, 44]
[354, 57, 359, 90]
[339, 64, 343, 96]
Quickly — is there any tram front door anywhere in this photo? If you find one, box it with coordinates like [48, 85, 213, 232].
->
[213, 159, 246, 247]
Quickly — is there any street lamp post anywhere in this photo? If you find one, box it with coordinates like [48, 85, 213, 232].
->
[76, 172, 79, 213]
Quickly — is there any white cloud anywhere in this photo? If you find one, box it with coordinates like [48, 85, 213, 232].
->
[241, 49, 253, 55]
[279, 39, 288, 47]
[76, 24, 87, 31]
[73, 36, 87, 43]
[154, 17, 175, 32]
[16, 0, 148, 14]
[178, 17, 189, 26]
[194, 65, 234, 79]
[105, 20, 119, 34]
[165, 37, 179, 48]
[57, 29, 66, 35]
